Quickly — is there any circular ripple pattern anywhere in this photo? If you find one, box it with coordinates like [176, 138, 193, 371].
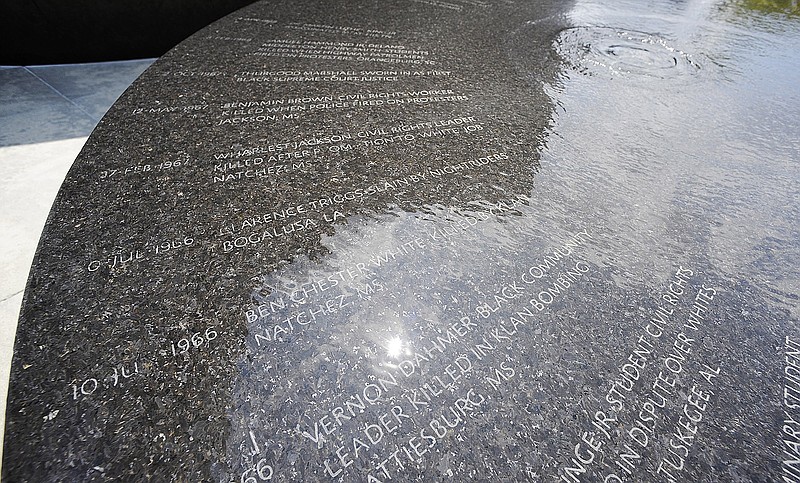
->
[556, 26, 700, 79]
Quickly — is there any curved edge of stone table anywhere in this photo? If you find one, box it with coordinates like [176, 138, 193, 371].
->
[3, 0, 572, 479]
[6, 0, 796, 481]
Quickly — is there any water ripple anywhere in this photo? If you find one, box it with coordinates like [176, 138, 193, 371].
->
[555, 26, 701, 79]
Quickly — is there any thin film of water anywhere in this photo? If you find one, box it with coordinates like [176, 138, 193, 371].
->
[547, 0, 800, 311]
[222, 0, 800, 479]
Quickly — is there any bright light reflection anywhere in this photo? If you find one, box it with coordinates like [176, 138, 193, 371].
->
[386, 337, 403, 358]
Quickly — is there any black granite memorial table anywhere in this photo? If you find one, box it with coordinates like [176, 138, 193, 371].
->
[4, 0, 799, 481]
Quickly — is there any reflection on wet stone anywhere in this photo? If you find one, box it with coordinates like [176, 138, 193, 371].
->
[3, 0, 800, 481]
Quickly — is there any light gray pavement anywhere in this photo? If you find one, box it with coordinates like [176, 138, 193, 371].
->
[0, 58, 154, 463]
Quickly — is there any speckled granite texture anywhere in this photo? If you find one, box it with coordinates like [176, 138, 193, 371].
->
[4, 0, 798, 481]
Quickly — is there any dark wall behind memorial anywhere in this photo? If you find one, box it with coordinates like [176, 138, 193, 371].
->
[0, 0, 258, 65]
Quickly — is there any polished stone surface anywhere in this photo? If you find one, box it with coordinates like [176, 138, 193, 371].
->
[0, 59, 155, 466]
[3, 0, 799, 481]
